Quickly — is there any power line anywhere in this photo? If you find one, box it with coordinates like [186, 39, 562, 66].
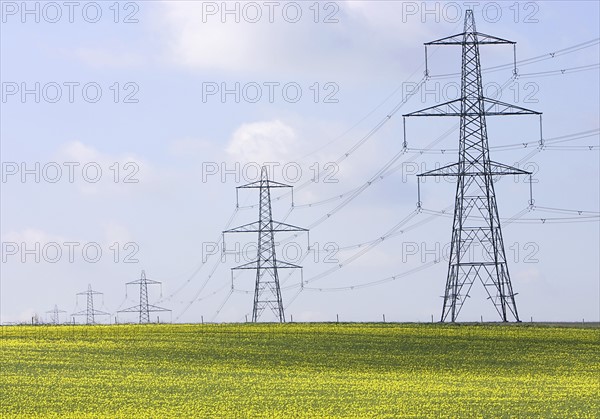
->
[429, 38, 600, 80]
[249, 76, 518, 216]
[158, 26, 473, 312]
[405, 128, 599, 154]
[304, 260, 440, 293]
[282, 209, 424, 290]
[420, 207, 599, 224]
[281, 205, 534, 300]
[517, 63, 599, 79]
[166, 38, 598, 321]
[157, 207, 239, 305]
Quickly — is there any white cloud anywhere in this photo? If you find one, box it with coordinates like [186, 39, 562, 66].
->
[57, 141, 151, 195]
[226, 120, 298, 163]
[159, 2, 276, 74]
[155, 1, 430, 80]
[342, 1, 433, 46]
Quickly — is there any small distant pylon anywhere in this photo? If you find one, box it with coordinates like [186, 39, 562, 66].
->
[223, 166, 308, 323]
[46, 305, 66, 324]
[72, 284, 110, 324]
[118, 270, 171, 323]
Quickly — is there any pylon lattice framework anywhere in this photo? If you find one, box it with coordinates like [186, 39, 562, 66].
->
[72, 284, 110, 324]
[118, 270, 171, 323]
[46, 304, 66, 324]
[403, 10, 543, 322]
[224, 166, 308, 323]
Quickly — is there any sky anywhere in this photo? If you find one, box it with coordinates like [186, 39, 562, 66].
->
[1, 0, 599, 324]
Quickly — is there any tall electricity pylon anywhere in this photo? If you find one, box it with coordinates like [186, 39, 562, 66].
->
[72, 284, 109, 324]
[224, 166, 307, 322]
[46, 305, 66, 324]
[403, 10, 542, 322]
[118, 270, 171, 323]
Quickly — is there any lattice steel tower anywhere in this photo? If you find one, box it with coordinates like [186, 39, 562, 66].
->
[403, 10, 542, 322]
[72, 284, 109, 324]
[118, 270, 171, 323]
[224, 166, 307, 322]
[46, 305, 66, 324]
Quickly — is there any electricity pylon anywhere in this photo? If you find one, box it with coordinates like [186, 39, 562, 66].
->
[118, 270, 171, 323]
[223, 166, 307, 322]
[72, 284, 109, 324]
[403, 10, 542, 322]
[46, 305, 66, 324]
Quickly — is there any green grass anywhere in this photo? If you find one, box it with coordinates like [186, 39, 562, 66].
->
[1, 323, 598, 418]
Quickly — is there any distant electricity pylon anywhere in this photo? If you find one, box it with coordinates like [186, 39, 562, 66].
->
[223, 166, 308, 322]
[46, 305, 66, 324]
[118, 270, 171, 323]
[72, 284, 110, 324]
[403, 10, 542, 322]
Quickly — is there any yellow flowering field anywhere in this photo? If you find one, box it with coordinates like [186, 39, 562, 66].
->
[1, 323, 598, 418]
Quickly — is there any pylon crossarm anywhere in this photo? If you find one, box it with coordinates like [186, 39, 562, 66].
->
[119, 305, 168, 313]
[271, 221, 308, 232]
[232, 260, 302, 270]
[488, 161, 532, 176]
[118, 306, 141, 313]
[118, 306, 138, 313]
[231, 260, 260, 270]
[91, 310, 110, 315]
[418, 161, 531, 177]
[425, 33, 464, 45]
[418, 162, 461, 177]
[404, 97, 540, 118]
[471, 32, 514, 44]
[225, 220, 306, 234]
[482, 98, 541, 115]
[224, 221, 261, 234]
[425, 32, 514, 46]
[237, 180, 292, 189]
[126, 278, 161, 285]
[403, 99, 462, 117]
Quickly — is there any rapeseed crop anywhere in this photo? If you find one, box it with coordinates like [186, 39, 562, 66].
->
[1, 323, 598, 418]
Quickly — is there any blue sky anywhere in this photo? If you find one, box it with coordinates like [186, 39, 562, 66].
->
[1, 1, 599, 323]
